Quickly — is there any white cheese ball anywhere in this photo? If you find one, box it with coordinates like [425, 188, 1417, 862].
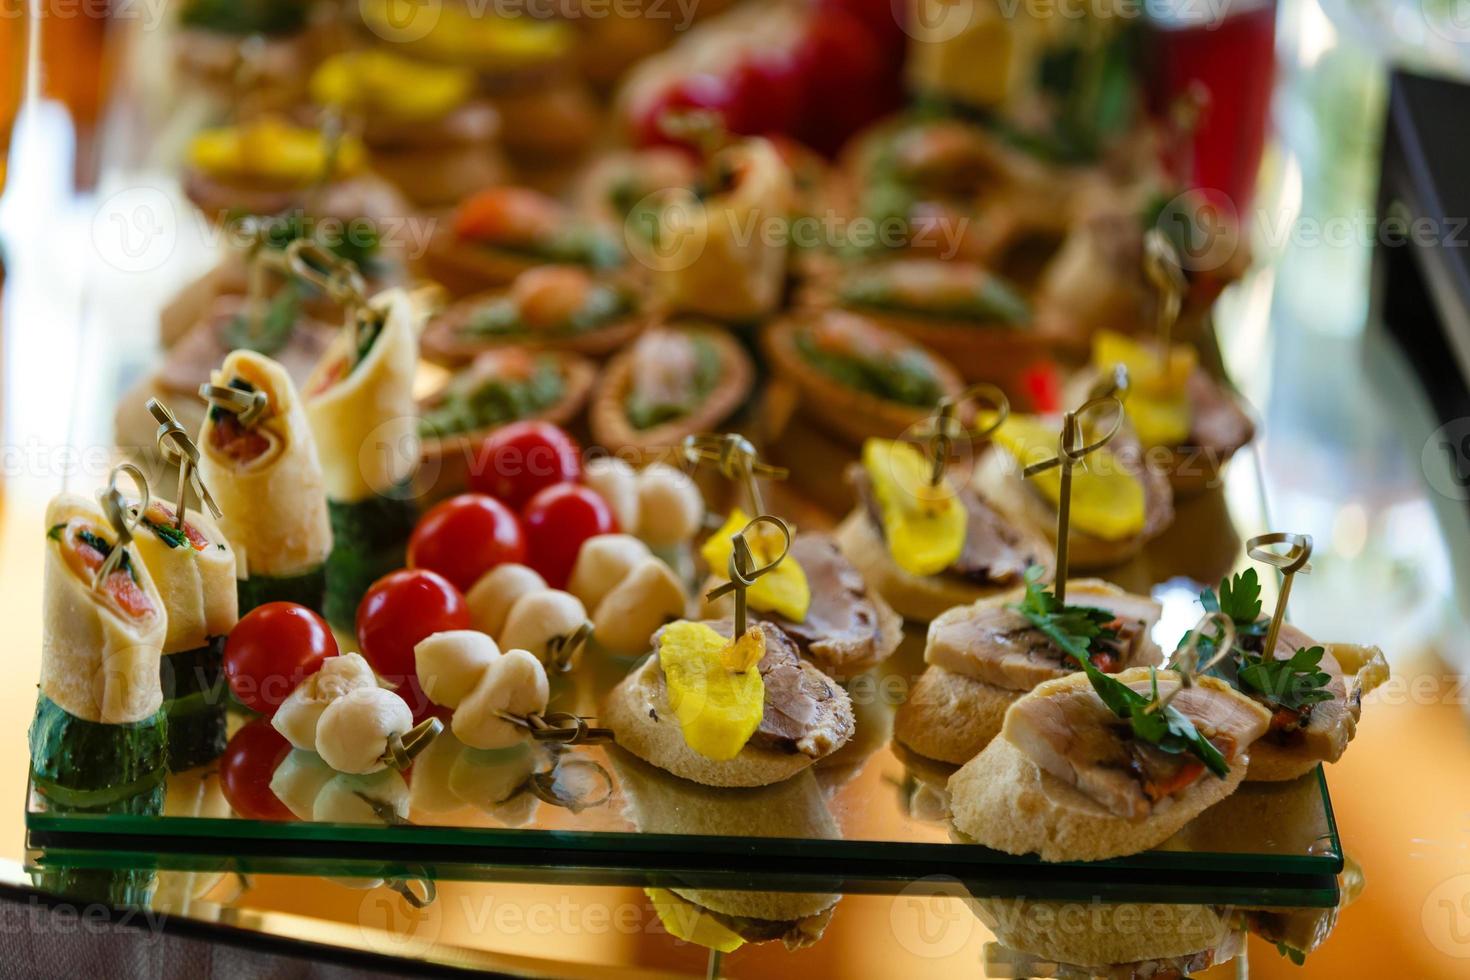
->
[272, 652, 378, 751]
[567, 534, 651, 610]
[500, 589, 588, 669]
[452, 649, 549, 750]
[593, 557, 689, 655]
[313, 769, 409, 824]
[415, 630, 500, 710]
[316, 687, 414, 774]
[448, 743, 536, 810]
[406, 729, 470, 816]
[635, 463, 704, 548]
[583, 456, 639, 531]
[466, 563, 547, 638]
[269, 750, 337, 821]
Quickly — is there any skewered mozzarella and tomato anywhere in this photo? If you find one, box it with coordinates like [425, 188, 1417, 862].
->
[567, 534, 651, 610]
[466, 563, 547, 637]
[582, 457, 639, 533]
[591, 558, 688, 656]
[414, 630, 501, 709]
[414, 631, 550, 750]
[499, 589, 589, 670]
[315, 687, 416, 774]
[634, 463, 704, 549]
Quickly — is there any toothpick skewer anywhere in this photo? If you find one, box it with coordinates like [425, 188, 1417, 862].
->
[94, 463, 150, 591]
[1149, 611, 1238, 714]
[147, 398, 222, 533]
[915, 382, 1010, 488]
[704, 514, 792, 638]
[1246, 532, 1314, 657]
[1144, 229, 1186, 371]
[1021, 394, 1124, 604]
[682, 432, 788, 519]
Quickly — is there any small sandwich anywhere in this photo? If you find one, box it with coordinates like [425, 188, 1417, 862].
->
[422, 265, 647, 367]
[1185, 569, 1389, 782]
[975, 410, 1173, 570]
[835, 437, 1054, 623]
[588, 326, 754, 465]
[699, 509, 904, 681]
[613, 748, 841, 952]
[893, 568, 1162, 765]
[1080, 330, 1255, 494]
[976, 898, 1244, 980]
[948, 664, 1272, 862]
[604, 619, 855, 788]
[761, 308, 965, 447]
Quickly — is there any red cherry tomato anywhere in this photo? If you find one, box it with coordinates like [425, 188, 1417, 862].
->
[357, 569, 470, 717]
[633, 73, 737, 149]
[795, 9, 899, 155]
[468, 421, 582, 511]
[219, 718, 294, 821]
[521, 482, 618, 589]
[224, 602, 336, 716]
[723, 52, 804, 137]
[408, 494, 526, 592]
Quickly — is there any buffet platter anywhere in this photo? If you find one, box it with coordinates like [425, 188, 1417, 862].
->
[18, 1, 1387, 969]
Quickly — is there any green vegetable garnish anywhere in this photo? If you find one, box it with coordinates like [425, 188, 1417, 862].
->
[794, 329, 942, 408]
[465, 285, 629, 339]
[1011, 565, 1118, 664]
[223, 284, 302, 357]
[1239, 645, 1336, 713]
[624, 337, 720, 431]
[1014, 567, 1228, 778]
[143, 519, 190, 550]
[419, 357, 566, 438]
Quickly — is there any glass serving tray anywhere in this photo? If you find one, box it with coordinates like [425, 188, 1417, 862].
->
[26, 442, 1345, 912]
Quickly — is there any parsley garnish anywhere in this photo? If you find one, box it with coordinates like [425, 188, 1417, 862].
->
[1239, 645, 1336, 713]
[1275, 942, 1307, 966]
[74, 528, 139, 584]
[1194, 569, 1332, 713]
[1011, 565, 1118, 663]
[1077, 659, 1231, 778]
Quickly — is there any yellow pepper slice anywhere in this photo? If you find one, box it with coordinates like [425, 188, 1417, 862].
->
[310, 50, 474, 122]
[360, 0, 572, 67]
[645, 888, 745, 953]
[659, 621, 765, 761]
[700, 508, 810, 623]
[1093, 330, 1196, 449]
[188, 116, 365, 185]
[861, 438, 966, 577]
[992, 415, 1146, 541]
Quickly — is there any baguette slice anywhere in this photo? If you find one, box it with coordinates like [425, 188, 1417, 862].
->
[948, 670, 1267, 862]
[974, 898, 1240, 971]
[892, 666, 1016, 766]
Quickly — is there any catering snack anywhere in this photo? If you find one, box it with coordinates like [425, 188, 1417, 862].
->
[893, 568, 1162, 765]
[198, 349, 333, 614]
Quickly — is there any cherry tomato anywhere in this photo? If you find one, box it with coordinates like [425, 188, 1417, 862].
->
[357, 569, 470, 717]
[468, 421, 582, 510]
[408, 494, 526, 592]
[219, 718, 294, 821]
[521, 482, 618, 589]
[795, 10, 898, 155]
[633, 73, 736, 149]
[224, 602, 336, 716]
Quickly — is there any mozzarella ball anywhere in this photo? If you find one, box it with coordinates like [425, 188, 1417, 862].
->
[406, 730, 470, 816]
[269, 750, 337, 821]
[466, 563, 547, 638]
[567, 534, 650, 610]
[415, 630, 500, 710]
[452, 649, 549, 750]
[584, 456, 639, 531]
[448, 742, 536, 810]
[313, 769, 409, 824]
[272, 652, 377, 751]
[316, 687, 415, 774]
[500, 589, 588, 669]
[635, 463, 704, 547]
[593, 557, 689, 655]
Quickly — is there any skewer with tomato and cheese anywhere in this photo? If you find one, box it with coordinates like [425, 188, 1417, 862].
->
[30, 490, 169, 810]
[303, 285, 424, 628]
[198, 349, 333, 614]
[129, 495, 238, 771]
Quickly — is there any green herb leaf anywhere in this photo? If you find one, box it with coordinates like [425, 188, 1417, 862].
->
[144, 518, 189, 550]
[1275, 942, 1307, 966]
[1238, 645, 1336, 712]
[1203, 568, 1263, 626]
[1011, 565, 1118, 664]
[1080, 663, 1231, 779]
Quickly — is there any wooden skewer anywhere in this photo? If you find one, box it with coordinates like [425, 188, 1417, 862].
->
[681, 432, 788, 519]
[94, 463, 149, 591]
[704, 514, 792, 638]
[148, 398, 222, 532]
[916, 382, 1010, 487]
[1246, 532, 1314, 657]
